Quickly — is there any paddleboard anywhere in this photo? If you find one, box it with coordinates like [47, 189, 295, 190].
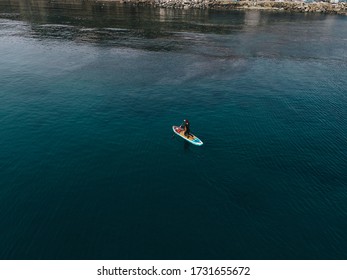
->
[172, 126, 203, 146]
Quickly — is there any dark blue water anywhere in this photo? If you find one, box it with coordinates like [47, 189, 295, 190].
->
[1, 1, 347, 259]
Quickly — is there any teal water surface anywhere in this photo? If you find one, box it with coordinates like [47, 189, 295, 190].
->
[1, 1, 347, 259]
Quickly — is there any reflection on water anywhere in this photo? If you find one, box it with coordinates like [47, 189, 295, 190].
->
[244, 10, 261, 26]
[1, 0, 343, 58]
[0, 0, 332, 37]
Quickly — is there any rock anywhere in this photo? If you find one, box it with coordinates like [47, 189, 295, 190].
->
[110, 0, 347, 15]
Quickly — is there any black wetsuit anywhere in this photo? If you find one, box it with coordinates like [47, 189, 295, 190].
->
[181, 122, 190, 137]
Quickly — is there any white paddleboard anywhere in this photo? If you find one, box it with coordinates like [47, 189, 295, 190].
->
[172, 126, 203, 146]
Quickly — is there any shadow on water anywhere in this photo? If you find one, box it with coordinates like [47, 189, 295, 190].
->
[183, 140, 190, 151]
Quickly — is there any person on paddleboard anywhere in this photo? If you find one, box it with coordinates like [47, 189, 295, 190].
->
[180, 119, 191, 139]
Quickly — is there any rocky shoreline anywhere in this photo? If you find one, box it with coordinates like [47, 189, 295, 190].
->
[99, 0, 347, 15]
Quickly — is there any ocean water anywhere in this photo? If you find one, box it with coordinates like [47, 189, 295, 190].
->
[1, 1, 347, 260]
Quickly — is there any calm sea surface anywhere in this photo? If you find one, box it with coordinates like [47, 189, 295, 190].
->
[1, 0, 347, 259]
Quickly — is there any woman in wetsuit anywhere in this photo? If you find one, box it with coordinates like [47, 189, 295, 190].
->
[180, 119, 190, 138]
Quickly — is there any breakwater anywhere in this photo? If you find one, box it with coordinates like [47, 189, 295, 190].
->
[104, 0, 347, 14]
